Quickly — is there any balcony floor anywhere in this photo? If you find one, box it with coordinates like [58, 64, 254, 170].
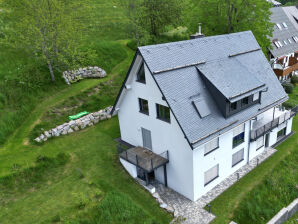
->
[119, 146, 168, 172]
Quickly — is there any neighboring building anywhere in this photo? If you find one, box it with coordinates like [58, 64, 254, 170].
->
[268, 7, 298, 81]
[111, 31, 296, 201]
[267, 0, 282, 7]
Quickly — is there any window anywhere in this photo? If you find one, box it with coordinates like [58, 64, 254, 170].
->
[233, 124, 245, 148]
[139, 98, 149, 115]
[241, 97, 249, 106]
[230, 102, 237, 111]
[253, 92, 259, 101]
[256, 136, 264, 150]
[288, 38, 292, 44]
[283, 40, 288, 45]
[282, 22, 288, 28]
[277, 127, 286, 139]
[232, 148, 244, 167]
[136, 63, 146, 83]
[276, 23, 282, 30]
[204, 164, 219, 186]
[204, 137, 219, 156]
[278, 41, 283, 47]
[156, 104, 170, 123]
[293, 36, 298, 43]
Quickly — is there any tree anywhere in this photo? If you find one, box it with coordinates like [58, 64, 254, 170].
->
[137, 0, 184, 41]
[187, 0, 274, 53]
[0, 0, 95, 82]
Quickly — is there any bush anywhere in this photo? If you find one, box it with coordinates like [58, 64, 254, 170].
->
[127, 39, 138, 51]
[282, 82, 294, 93]
[283, 101, 296, 109]
[291, 75, 298, 85]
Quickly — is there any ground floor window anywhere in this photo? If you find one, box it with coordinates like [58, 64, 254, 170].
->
[277, 127, 286, 139]
[204, 164, 219, 186]
[256, 136, 264, 150]
[232, 148, 244, 167]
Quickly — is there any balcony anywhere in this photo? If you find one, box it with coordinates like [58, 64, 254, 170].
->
[273, 62, 298, 77]
[250, 106, 297, 141]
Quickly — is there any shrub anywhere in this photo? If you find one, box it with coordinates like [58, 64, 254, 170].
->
[282, 82, 294, 93]
[283, 101, 296, 109]
[291, 75, 298, 85]
[127, 39, 138, 51]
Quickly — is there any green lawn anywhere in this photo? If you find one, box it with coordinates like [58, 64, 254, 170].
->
[209, 86, 298, 223]
[284, 212, 298, 224]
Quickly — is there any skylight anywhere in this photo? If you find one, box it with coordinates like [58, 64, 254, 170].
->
[274, 41, 280, 48]
[283, 40, 288, 45]
[193, 99, 211, 118]
[276, 23, 282, 30]
[293, 36, 298, 43]
[288, 38, 292, 44]
[282, 22, 288, 28]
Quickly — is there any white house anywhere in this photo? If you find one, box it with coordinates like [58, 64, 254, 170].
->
[111, 31, 296, 201]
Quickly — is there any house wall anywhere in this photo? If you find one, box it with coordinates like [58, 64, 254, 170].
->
[117, 55, 195, 200]
[192, 120, 250, 200]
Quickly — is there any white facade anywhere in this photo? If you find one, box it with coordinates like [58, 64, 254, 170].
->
[115, 56, 294, 201]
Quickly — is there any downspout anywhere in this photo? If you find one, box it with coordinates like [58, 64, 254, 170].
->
[247, 117, 257, 164]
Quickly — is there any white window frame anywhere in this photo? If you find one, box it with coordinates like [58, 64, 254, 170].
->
[204, 137, 219, 156]
[253, 92, 259, 101]
[232, 148, 244, 167]
[256, 136, 264, 150]
[204, 164, 219, 186]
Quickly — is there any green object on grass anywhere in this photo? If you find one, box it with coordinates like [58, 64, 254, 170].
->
[69, 111, 89, 120]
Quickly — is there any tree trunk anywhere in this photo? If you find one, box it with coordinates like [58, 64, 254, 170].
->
[45, 52, 55, 82]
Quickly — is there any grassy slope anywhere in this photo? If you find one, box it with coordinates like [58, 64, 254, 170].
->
[0, 118, 171, 223]
[209, 86, 298, 224]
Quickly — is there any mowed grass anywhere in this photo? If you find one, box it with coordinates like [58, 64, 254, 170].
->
[209, 89, 298, 223]
[0, 118, 171, 223]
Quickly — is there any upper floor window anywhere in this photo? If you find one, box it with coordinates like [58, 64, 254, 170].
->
[230, 102, 237, 111]
[156, 104, 170, 123]
[136, 63, 146, 83]
[241, 97, 249, 106]
[253, 92, 259, 101]
[139, 98, 149, 115]
[204, 137, 219, 156]
[233, 124, 245, 148]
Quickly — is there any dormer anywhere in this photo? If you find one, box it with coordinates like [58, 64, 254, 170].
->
[197, 57, 266, 118]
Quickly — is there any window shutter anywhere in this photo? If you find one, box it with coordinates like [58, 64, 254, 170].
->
[232, 148, 244, 166]
[256, 136, 264, 149]
[233, 124, 245, 137]
[204, 137, 219, 155]
[204, 164, 219, 185]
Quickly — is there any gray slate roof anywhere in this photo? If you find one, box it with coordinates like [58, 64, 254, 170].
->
[139, 31, 288, 148]
[283, 6, 298, 31]
[269, 7, 298, 58]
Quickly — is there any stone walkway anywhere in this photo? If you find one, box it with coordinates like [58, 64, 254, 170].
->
[153, 147, 277, 224]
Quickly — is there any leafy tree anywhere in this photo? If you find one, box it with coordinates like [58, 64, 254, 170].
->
[187, 0, 274, 53]
[139, 0, 184, 37]
[0, 0, 96, 82]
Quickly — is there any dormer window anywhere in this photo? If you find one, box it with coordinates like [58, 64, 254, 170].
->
[137, 63, 146, 83]
[230, 102, 237, 111]
[241, 97, 249, 106]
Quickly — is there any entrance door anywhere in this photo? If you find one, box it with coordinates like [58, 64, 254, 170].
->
[141, 128, 152, 150]
[265, 133, 270, 147]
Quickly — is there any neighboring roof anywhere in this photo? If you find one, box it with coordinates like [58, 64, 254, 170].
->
[267, 0, 282, 7]
[137, 31, 288, 148]
[283, 6, 298, 31]
[269, 7, 298, 58]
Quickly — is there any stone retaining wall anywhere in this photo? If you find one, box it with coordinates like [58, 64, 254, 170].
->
[63, 66, 106, 85]
[34, 106, 112, 143]
[267, 198, 298, 224]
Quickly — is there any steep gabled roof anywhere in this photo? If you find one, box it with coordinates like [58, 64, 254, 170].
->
[269, 7, 298, 58]
[137, 31, 287, 148]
